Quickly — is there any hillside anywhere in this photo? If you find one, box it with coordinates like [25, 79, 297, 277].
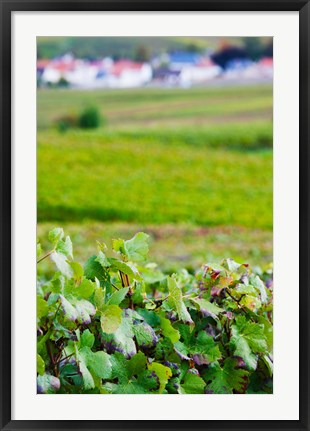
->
[37, 36, 272, 60]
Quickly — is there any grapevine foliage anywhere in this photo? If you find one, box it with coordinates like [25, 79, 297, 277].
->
[37, 228, 273, 394]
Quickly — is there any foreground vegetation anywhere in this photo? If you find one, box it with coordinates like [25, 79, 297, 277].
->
[37, 228, 273, 394]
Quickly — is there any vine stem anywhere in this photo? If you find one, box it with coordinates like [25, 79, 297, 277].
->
[226, 289, 244, 309]
[54, 352, 74, 365]
[111, 282, 120, 291]
[119, 270, 134, 309]
[37, 250, 54, 264]
[53, 302, 61, 321]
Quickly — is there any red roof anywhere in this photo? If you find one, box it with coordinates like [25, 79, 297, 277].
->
[50, 60, 78, 72]
[111, 60, 144, 76]
[196, 57, 217, 68]
[37, 59, 50, 69]
[259, 57, 273, 67]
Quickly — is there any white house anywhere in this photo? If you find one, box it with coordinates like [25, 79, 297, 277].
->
[179, 58, 222, 86]
[105, 60, 152, 88]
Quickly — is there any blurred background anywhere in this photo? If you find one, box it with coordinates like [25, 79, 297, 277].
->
[37, 36, 273, 273]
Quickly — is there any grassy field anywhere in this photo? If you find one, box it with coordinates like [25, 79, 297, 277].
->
[37, 85, 273, 271]
[38, 127, 272, 227]
[37, 85, 272, 129]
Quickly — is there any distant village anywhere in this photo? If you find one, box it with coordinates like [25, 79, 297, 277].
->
[37, 50, 273, 89]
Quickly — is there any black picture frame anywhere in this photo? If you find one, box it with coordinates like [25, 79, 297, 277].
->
[1, 1, 309, 430]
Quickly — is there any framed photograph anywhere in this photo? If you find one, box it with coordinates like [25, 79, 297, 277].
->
[1, 0, 309, 430]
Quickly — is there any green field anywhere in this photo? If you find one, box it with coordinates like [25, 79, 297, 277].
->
[37, 85, 272, 129]
[37, 85, 273, 271]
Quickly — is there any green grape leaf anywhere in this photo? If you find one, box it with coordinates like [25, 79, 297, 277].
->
[108, 381, 147, 394]
[254, 315, 273, 352]
[77, 350, 95, 390]
[68, 261, 84, 280]
[178, 330, 221, 365]
[127, 352, 147, 377]
[203, 358, 249, 394]
[37, 242, 42, 258]
[239, 294, 261, 312]
[222, 258, 241, 273]
[94, 286, 105, 310]
[191, 331, 222, 365]
[160, 316, 180, 343]
[107, 287, 129, 305]
[179, 372, 206, 394]
[178, 324, 192, 345]
[80, 329, 95, 349]
[112, 238, 126, 255]
[48, 228, 64, 246]
[84, 255, 110, 287]
[80, 348, 112, 380]
[109, 259, 142, 282]
[137, 309, 161, 327]
[168, 276, 193, 324]
[59, 295, 78, 321]
[133, 321, 158, 348]
[250, 275, 268, 303]
[145, 302, 157, 310]
[37, 374, 60, 394]
[95, 251, 111, 268]
[110, 352, 128, 383]
[37, 296, 49, 319]
[137, 369, 159, 391]
[59, 294, 96, 324]
[100, 305, 122, 334]
[48, 273, 64, 294]
[174, 341, 191, 361]
[230, 316, 268, 370]
[124, 232, 150, 262]
[37, 329, 52, 357]
[37, 354, 45, 376]
[75, 278, 95, 299]
[59, 363, 83, 389]
[140, 266, 165, 284]
[233, 284, 257, 295]
[148, 362, 172, 393]
[56, 236, 73, 259]
[75, 299, 96, 324]
[262, 354, 273, 378]
[102, 315, 136, 358]
[190, 298, 224, 319]
[132, 282, 145, 305]
[50, 251, 73, 278]
[105, 352, 150, 393]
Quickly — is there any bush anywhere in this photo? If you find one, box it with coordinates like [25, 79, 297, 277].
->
[78, 106, 102, 129]
[56, 114, 78, 132]
[37, 228, 273, 394]
[57, 77, 69, 88]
